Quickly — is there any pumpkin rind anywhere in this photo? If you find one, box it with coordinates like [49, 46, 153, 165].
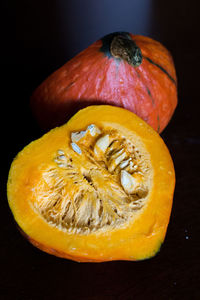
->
[31, 32, 177, 132]
[7, 105, 175, 262]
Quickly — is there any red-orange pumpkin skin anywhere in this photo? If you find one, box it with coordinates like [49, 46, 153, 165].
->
[31, 32, 178, 132]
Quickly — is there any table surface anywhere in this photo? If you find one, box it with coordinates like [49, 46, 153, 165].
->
[1, 1, 200, 299]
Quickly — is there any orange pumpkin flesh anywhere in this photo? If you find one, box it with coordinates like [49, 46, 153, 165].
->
[7, 105, 175, 262]
[31, 32, 177, 132]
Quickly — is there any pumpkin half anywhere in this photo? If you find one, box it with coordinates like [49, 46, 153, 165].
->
[7, 106, 175, 262]
[31, 31, 177, 132]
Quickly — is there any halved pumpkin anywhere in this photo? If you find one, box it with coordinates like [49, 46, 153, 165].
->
[7, 105, 175, 262]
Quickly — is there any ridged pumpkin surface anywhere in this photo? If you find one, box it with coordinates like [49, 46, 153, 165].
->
[31, 32, 177, 132]
[7, 106, 175, 262]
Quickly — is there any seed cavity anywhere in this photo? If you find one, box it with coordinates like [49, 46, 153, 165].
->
[33, 124, 150, 235]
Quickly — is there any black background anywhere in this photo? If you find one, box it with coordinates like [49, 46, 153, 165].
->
[1, 1, 200, 299]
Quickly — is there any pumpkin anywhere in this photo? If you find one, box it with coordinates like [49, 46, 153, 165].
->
[7, 105, 175, 262]
[31, 31, 177, 132]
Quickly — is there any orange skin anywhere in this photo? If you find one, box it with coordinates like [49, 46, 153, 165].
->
[31, 32, 177, 132]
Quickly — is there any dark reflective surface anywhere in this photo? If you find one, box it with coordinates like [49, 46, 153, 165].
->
[1, 1, 200, 299]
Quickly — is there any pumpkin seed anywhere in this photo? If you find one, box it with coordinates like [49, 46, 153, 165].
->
[109, 148, 124, 159]
[57, 150, 65, 155]
[71, 142, 82, 154]
[71, 130, 86, 143]
[120, 170, 137, 194]
[58, 163, 68, 168]
[94, 134, 110, 155]
[87, 124, 101, 136]
[108, 151, 127, 172]
[119, 158, 131, 169]
[58, 155, 66, 160]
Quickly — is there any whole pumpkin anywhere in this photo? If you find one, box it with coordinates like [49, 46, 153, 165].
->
[31, 32, 178, 132]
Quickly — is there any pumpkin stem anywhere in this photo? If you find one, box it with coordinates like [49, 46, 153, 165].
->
[110, 35, 142, 67]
